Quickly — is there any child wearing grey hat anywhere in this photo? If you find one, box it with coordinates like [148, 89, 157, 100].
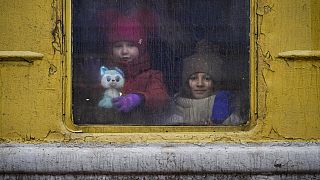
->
[166, 40, 245, 125]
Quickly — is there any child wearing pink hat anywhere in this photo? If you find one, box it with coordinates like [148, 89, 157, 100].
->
[103, 12, 169, 123]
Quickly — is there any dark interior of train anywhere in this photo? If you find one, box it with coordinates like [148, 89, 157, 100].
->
[72, 0, 250, 125]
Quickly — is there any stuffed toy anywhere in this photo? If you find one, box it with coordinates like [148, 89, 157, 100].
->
[98, 66, 125, 108]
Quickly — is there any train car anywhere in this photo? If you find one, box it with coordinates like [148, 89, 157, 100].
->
[0, 0, 319, 179]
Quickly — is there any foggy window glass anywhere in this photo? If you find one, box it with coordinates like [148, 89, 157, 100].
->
[72, 0, 250, 126]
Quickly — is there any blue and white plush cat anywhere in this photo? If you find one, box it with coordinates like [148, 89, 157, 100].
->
[98, 66, 125, 108]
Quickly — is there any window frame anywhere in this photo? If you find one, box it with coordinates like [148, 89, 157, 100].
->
[62, 0, 257, 133]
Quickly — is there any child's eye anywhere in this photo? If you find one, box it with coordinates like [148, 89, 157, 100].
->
[189, 75, 196, 80]
[113, 45, 122, 48]
[107, 76, 111, 82]
[115, 76, 120, 82]
[113, 43, 123, 48]
[204, 76, 211, 81]
[127, 43, 136, 48]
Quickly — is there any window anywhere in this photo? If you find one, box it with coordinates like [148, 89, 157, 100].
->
[71, 0, 250, 126]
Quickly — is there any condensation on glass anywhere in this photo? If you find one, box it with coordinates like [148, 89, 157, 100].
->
[72, 0, 250, 126]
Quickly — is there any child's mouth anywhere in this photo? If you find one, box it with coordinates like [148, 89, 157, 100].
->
[194, 89, 206, 92]
[120, 57, 132, 61]
[193, 90, 208, 95]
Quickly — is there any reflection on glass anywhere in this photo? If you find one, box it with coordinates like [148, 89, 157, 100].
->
[72, 0, 250, 125]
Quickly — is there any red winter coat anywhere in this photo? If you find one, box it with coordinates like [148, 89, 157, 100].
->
[122, 69, 169, 111]
[112, 53, 169, 112]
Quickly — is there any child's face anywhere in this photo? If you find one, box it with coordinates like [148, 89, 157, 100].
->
[112, 41, 139, 62]
[188, 72, 213, 99]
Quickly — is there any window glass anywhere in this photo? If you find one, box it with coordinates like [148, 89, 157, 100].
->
[72, 0, 250, 125]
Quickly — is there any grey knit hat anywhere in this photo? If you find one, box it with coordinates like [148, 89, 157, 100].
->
[182, 40, 224, 83]
[181, 40, 224, 97]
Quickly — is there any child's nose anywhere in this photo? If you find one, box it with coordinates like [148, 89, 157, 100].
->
[121, 47, 129, 54]
[196, 78, 204, 86]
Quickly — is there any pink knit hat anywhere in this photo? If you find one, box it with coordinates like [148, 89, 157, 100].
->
[108, 15, 147, 52]
[103, 7, 157, 53]
[100, 9, 157, 77]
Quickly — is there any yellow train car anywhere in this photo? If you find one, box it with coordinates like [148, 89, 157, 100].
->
[0, 0, 319, 179]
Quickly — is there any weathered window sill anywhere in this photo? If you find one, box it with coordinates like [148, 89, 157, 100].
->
[278, 50, 320, 60]
[1, 142, 319, 176]
[0, 51, 44, 62]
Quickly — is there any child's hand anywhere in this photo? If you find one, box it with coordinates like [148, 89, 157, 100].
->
[112, 93, 143, 112]
[211, 91, 234, 124]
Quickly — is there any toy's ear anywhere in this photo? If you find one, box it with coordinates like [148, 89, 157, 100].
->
[100, 66, 108, 76]
[115, 67, 124, 78]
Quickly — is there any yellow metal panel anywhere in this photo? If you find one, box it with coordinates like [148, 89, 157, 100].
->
[311, 0, 320, 49]
[264, 51, 320, 138]
[0, 0, 319, 143]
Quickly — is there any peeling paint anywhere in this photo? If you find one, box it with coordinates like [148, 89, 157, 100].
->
[44, 130, 66, 141]
[48, 64, 57, 76]
[51, 0, 63, 54]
